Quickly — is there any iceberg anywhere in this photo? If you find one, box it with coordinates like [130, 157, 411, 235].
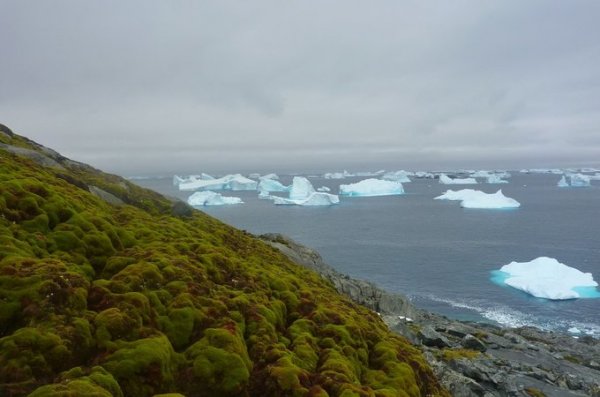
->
[568, 173, 591, 187]
[317, 186, 331, 192]
[492, 257, 599, 300]
[260, 173, 279, 180]
[289, 176, 316, 200]
[414, 171, 435, 179]
[323, 170, 354, 179]
[187, 191, 243, 206]
[272, 192, 340, 206]
[179, 174, 257, 191]
[486, 174, 509, 184]
[257, 178, 290, 192]
[557, 175, 569, 188]
[382, 170, 412, 183]
[339, 178, 404, 197]
[435, 189, 520, 209]
[439, 174, 477, 185]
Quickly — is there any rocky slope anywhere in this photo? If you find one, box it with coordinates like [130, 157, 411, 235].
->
[261, 234, 600, 397]
[0, 126, 448, 396]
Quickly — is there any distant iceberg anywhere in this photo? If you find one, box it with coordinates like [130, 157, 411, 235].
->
[178, 174, 257, 191]
[272, 176, 339, 206]
[521, 168, 564, 174]
[486, 174, 509, 184]
[187, 191, 243, 206]
[557, 175, 569, 188]
[439, 174, 477, 185]
[491, 257, 599, 300]
[260, 173, 279, 180]
[257, 178, 290, 192]
[414, 171, 435, 179]
[435, 189, 520, 209]
[323, 170, 353, 179]
[317, 186, 331, 192]
[339, 178, 404, 197]
[382, 170, 412, 183]
[558, 173, 592, 188]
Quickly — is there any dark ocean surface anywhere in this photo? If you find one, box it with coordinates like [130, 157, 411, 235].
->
[134, 173, 600, 336]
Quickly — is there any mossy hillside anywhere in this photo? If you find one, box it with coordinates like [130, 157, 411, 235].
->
[0, 141, 448, 396]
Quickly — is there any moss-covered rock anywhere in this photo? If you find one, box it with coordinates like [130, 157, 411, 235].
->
[0, 132, 449, 397]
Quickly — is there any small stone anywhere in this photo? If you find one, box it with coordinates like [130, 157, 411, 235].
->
[418, 326, 451, 348]
[462, 334, 487, 352]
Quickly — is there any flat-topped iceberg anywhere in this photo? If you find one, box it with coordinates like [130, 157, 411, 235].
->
[439, 174, 477, 185]
[187, 191, 243, 206]
[339, 178, 404, 197]
[492, 257, 599, 300]
[435, 189, 520, 209]
[179, 174, 258, 191]
[273, 192, 340, 206]
[382, 170, 412, 183]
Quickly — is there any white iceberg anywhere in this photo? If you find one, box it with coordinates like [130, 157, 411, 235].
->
[439, 174, 478, 185]
[435, 189, 520, 209]
[382, 170, 412, 183]
[557, 175, 569, 188]
[486, 174, 509, 184]
[257, 178, 290, 192]
[355, 170, 387, 177]
[317, 186, 331, 192]
[323, 170, 354, 179]
[339, 178, 404, 197]
[272, 192, 340, 206]
[568, 173, 591, 187]
[289, 176, 316, 200]
[414, 171, 435, 179]
[493, 257, 598, 300]
[179, 174, 257, 191]
[187, 191, 243, 206]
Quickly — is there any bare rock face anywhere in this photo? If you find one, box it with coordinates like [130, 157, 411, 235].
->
[0, 143, 64, 169]
[0, 123, 13, 138]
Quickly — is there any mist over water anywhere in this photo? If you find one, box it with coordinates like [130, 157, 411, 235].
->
[136, 172, 600, 335]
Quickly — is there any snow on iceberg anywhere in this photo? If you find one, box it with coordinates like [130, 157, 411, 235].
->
[382, 171, 412, 183]
[439, 173, 477, 185]
[272, 192, 340, 206]
[187, 191, 243, 206]
[491, 257, 599, 300]
[435, 189, 520, 209]
[339, 178, 404, 197]
[179, 174, 257, 191]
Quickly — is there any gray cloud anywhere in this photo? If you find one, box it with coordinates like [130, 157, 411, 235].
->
[1, 0, 599, 175]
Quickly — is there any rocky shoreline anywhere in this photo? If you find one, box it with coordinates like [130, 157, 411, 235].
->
[261, 233, 600, 397]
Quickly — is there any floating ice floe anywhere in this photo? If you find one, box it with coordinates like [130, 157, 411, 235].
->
[178, 174, 257, 191]
[439, 174, 478, 185]
[339, 178, 404, 197]
[491, 257, 599, 300]
[414, 171, 435, 179]
[317, 186, 331, 192]
[273, 177, 339, 206]
[557, 176, 569, 188]
[435, 189, 520, 209]
[187, 191, 243, 206]
[323, 170, 354, 179]
[382, 170, 412, 183]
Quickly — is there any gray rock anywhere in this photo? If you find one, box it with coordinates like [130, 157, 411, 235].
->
[0, 123, 13, 137]
[0, 143, 64, 169]
[419, 325, 451, 348]
[463, 334, 487, 352]
[88, 185, 125, 206]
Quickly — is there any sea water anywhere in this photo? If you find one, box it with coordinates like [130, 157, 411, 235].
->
[135, 173, 600, 336]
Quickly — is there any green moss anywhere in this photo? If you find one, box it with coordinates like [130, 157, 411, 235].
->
[437, 348, 481, 362]
[0, 139, 448, 397]
[524, 387, 547, 397]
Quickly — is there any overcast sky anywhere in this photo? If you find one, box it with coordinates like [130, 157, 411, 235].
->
[1, 1, 600, 175]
